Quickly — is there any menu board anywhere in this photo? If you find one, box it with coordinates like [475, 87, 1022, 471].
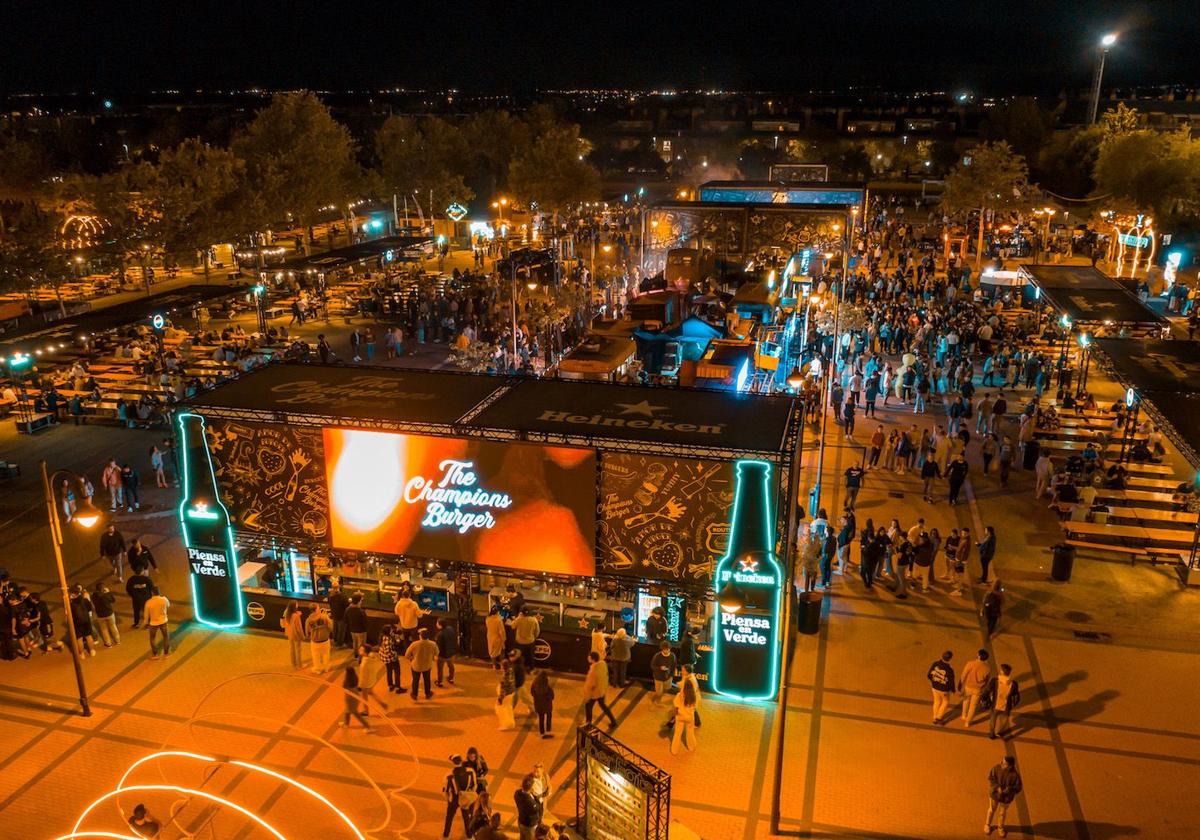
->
[585, 755, 647, 840]
[598, 453, 734, 582]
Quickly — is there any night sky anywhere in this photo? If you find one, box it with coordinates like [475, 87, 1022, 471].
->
[2, 0, 1198, 95]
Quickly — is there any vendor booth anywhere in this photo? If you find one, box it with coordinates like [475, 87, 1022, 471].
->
[179, 363, 802, 700]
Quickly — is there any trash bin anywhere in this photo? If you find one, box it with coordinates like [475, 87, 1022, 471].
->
[1051, 543, 1075, 581]
[1023, 440, 1041, 470]
[797, 591, 823, 635]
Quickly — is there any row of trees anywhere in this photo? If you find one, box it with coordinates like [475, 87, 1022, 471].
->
[0, 92, 602, 293]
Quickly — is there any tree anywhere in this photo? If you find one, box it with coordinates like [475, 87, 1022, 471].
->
[375, 115, 473, 222]
[1036, 126, 1102, 198]
[63, 164, 159, 290]
[0, 132, 51, 235]
[509, 126, 600, 214]
[147, 139, 247, 283]
[233, 91, 357, 252]
[463, 109, 529, 194]
[1099, 103, 1141, 149]
[941, 141, 1031, 268]
[0, 202, 64, 304]
[1093, 129, 1200, 223]
[980, 97, 1058, 167]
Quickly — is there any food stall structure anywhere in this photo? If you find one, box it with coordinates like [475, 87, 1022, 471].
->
[180, 363, 803, 700]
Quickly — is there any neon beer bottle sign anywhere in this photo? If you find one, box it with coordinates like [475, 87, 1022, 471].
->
[712, 459, 783, 701]
[177, 413, 244, 627]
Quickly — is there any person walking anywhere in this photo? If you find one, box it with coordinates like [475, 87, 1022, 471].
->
[121, 463, 141, 512]
[946, 453, 969, 506]
[514, 775, 544, 840]
[984, 756, 1023, 836]
[338, 659, 372, 732]
[982, 580, 1005, 637]
[987, 663, 1021, 740]
[508, 649, 536, 714]
[867, 425, 885, 468]
[91, 582, 120, 648]
[100, 524, 127, 583]
[102, 459, 123, 511]
[435, 618, 457, 687]
[650, 641, 676, 702]
[305, 604, 333, 674]
[145, 586, 171, 660]
[344, 593, 368, 652]
[958, 649, 992, 727]
[670, 679, 699, 755]
[609, 627, 634, 688]
[406, 627, 439, 700]
[281, 601, 306, 669]
[126, 538, 157, 576]
[977, 526, 997, 583]
[921, 454, 941, 503]
[997, 436, 1014, 487]
[531, 669, 555, 738]
[442, 755, 479, 839]
[583, 651, 618, 728]
[1034, 448, 1054, 498]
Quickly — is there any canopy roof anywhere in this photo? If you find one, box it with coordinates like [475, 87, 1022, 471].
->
[278, 235, 433, 273]
[1019, 265, 1165, 328]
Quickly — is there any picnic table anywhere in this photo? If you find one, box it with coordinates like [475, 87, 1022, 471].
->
[1104, 506, 1199, 530]
[1093, 488, 1182, 509]
[1060, 521, 1190, 564]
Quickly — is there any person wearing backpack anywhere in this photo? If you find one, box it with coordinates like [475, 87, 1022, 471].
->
[987, 663, 1020, 739]
[442, 754, 479, 839]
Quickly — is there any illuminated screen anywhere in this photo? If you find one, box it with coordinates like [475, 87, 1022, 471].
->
[323, 428, 596, 575]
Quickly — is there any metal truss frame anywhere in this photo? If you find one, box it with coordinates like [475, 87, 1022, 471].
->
[575, 724, 671, 840]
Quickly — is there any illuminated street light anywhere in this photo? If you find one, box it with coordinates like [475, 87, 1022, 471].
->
[1089, 33, 1118, 124]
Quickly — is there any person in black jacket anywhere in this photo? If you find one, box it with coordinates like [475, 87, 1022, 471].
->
[442, 755, 478, 838]
[946, 454, 969, 506]
[344, 593, 368, 652]
[977, 526, 998, 583]
[985, 756, 1023, 836]
[513, 774, 543, 840]
[126, 538, 157, 575]
[126, 572, 154, 628]
[99, 525, 127, 583]
[435, 618, 457, 687]
[327, 586, 349, 648]
[927, 650, 956, 725]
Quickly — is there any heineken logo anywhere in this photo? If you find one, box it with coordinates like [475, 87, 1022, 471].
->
[537, 400, 726, 435]
[271, 375, 438, 406]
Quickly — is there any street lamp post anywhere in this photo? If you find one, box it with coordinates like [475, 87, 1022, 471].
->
[1088, 33, 1118, 125]
[39, 462, 101, 717]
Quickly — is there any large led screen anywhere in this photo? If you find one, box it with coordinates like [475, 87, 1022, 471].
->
[323, 429, 596, 575]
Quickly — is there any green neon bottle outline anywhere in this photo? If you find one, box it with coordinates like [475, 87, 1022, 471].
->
[711, 458, 783, 702]
[177, 412, 245, 629]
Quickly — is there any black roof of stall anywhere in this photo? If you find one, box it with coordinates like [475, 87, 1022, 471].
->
[1020, 265, 1165, 327]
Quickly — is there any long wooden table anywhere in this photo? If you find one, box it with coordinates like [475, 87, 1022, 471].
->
[1104, 507, 1199, 529]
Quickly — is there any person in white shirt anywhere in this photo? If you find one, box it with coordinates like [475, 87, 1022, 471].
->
[145, 587, 171, 659]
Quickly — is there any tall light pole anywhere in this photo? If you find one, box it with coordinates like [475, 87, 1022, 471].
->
[40, 463, 101, 717]
[1088, 33, 1118, 124]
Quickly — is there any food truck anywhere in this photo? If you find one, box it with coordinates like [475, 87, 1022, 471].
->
[179, 363, 802, 699]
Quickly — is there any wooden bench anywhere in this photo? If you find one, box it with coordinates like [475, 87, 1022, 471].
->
[1064, 539, 1186, 566]
[14, 412, 55, 434]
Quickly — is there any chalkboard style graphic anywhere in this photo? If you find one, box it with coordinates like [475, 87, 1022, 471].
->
[204, 420, 328, 540]
[599, 454, 733, 582]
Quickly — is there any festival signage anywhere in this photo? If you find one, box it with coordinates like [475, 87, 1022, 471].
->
[711, 459, 783, 701]
[323, 428, 596, 575]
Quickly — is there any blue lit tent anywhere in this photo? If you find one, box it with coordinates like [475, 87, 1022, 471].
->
[633, 316, 725, 372]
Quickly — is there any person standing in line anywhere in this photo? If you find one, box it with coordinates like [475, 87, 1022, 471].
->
[583, 651, 618, 728]
[378, 625, 402, 692]
[406, 627, 439, 700]
[859, 519, 878, 589]
[435, 618, 457, 687]
[514, 775, 544, 840]
[91, 582, 120, 648]
[644, 606, 668, 644]
[958, 649, 992, 727]
[843, 463, 865, 509]
[927, 650, 956, 725]
[100, 524, 127, 583]
[282, 601, 306, 669]
[393, 590, 427, 649]
[650, 641, 676, 702]
[305, 604, 333, 674]
[984, 755, 1023, 836]
[977, 526, 998, 583]
[125, 570, 153, 628]
[609, 627, 634, 688]
[531, 669, 555, 738]
[344, 593, 368, 653]
[982, 580, 1005, 637]
[485, 606, 507, 667]
[327, 585, 349, 649]
[836, 513, 855, 575]
[946, 453, 969, 506]
[921, 453, 941, 503]
[512, 608, 541, 669]
[987, 663, 1021, 740]
[670, 679, 700, 755]
[953, 527, 973, 596]
[820, 529, 837, 590]
[145, 586, 171, 660]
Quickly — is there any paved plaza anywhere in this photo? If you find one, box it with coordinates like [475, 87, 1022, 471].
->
[2, 313, 1200, 839]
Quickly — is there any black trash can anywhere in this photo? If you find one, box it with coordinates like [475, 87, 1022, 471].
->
[1051, 543, 1075, 581]
[1023, 440, 1041, 470]
[797, 591, 823, 635]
